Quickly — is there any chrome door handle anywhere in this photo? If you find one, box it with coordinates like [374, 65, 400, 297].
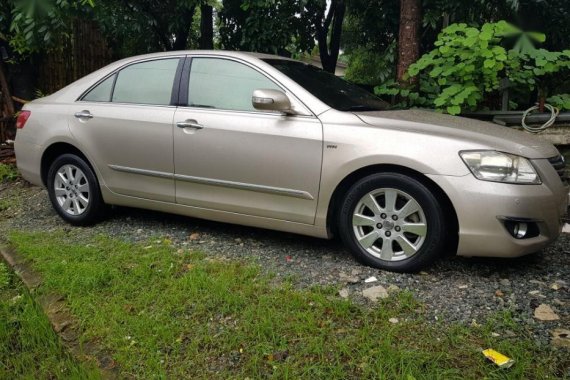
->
[74, 110, 93, 119]
[176, 119, 204, 129]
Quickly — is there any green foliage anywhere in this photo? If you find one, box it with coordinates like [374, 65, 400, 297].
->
[0, 164, 19, 182]
[0, 274, 99, 378]
[219, 0, 316, 55]
[8, 0, 94, 55]
[345, 42, 396, 86]
[0, 263, 9, 290]
[507, 49, 570, 97]
[343, 0, 399, 54]
[547, 94, 570, 111]
[376, 21, 570, 114]
[408, 21, 515, 114]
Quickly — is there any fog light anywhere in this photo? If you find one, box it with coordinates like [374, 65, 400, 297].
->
[503, 219, 540, 239]
[513, 223, 528, 239]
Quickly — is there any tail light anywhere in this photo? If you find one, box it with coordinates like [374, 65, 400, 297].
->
[16, 110, 31, 129]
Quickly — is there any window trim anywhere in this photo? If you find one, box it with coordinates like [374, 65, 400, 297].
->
[180, 55, 314, 117]
[77, 56, 185, 106]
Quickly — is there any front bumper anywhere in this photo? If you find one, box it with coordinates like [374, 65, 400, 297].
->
[428, 159, 568, 258]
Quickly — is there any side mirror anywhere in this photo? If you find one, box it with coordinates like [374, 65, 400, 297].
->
[252, 89, 294, 114]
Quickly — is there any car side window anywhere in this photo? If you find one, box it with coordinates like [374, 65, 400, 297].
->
[82, 74, 115, 102]
[112, 58, 180, 105]
[188, 58, 281, 112]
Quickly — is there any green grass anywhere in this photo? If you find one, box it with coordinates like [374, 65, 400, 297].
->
[0, 163, 19, 182]
[0, 262, 100, 379]
[6, 230, 567, 379]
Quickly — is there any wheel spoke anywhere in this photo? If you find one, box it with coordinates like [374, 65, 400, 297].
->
[78, 195, 89, 208]
[384, 189, 398, 213]
[75, 170, 86, 185]
[61, 198, 72, 211]
[78, 183, 89, 192]
[401, 222, 427, 236]
[395, 235, 418, 256]
[380, 239, 394, 260]
[73, 199, 82, 214]
[54, 188, 67, 197]
[358, 231, 379, 249]
[362, 193, 382, 215]
[57, 172, 69, 184]
[397, 198, 420, 219]
[66, 166, 75, 183]
[353, 213, 376, 226]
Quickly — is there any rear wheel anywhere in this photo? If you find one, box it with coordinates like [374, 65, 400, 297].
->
[47, 154, 105, 225]
[338, 173, 447, 272]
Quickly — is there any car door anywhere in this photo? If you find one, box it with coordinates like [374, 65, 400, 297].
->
[173, 56, 323, 224]
[68, 57, 182, 203]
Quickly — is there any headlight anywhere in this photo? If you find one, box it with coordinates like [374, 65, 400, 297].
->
[459, 151, 541, 184]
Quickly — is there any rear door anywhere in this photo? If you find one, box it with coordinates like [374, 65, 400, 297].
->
[172, 56, 323, 224]
[68, 57, 183, 202]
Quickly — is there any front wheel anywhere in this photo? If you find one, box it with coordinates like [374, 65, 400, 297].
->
[47, 154, 105, 226]
[338, 173, 447, 272]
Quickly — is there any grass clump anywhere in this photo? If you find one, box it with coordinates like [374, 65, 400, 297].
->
[0, 163, 18, 182]
[6, 230, 567, 379]
[0, 263, 100, 379]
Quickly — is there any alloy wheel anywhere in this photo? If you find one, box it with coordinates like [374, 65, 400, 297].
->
[352, 188, 427, 261]
[53, 164, 91, 216]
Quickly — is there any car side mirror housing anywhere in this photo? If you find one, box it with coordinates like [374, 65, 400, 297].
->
[252, 89, 294, 114]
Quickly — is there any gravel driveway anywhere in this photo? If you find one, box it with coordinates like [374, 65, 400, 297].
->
[1, 180, 568, 347]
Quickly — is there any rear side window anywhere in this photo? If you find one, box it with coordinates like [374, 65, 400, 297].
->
[81, 58, 180, 105]
[112, 59, 180, 105]
[83, 75, 115, 102]
[188, 58, 280, 112]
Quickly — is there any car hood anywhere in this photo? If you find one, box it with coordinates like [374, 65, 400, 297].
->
[355, 109, 559, 159]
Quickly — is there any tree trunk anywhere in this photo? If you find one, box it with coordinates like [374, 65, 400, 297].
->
[0, 61, 15, 117]
[172, 6, 196, 50]
[397, 0, 421, 85]
[0, 60, 15, 142]
[317, 0, 346, 74]
[199, 4, 214, 49]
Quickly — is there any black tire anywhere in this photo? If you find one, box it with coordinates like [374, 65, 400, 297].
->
[47, 153, 105, 226]
[338, 172, 447, 273]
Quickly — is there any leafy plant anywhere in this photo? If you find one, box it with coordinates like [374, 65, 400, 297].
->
[507, 49, 570, 101]
[0, 163, 19, 182]
[345, 42, 396, 86]
[376, 21, 570, 114]
[8, 0, 94, 55]
[547, 94, 570, 111]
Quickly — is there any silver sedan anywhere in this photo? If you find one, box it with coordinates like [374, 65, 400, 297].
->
[14, 51, 569, 272]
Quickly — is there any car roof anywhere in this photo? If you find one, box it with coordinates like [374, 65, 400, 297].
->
[113, 50, 297, 63]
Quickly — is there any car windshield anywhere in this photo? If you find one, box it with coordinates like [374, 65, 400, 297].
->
[263, 59, 389, 112]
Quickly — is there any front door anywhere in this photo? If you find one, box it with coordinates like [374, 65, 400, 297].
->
[173, 57, 322, 224]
